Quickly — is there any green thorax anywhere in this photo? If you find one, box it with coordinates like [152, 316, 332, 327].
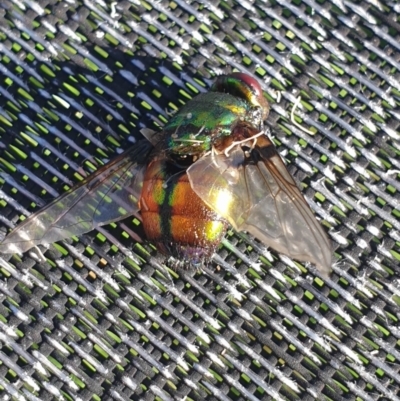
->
[164, 92, 251, 155]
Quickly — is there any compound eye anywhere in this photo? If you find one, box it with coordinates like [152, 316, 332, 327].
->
[211, 72, 269, 120]
[224, 72, 270, 120]
[229, 72, 263, 98]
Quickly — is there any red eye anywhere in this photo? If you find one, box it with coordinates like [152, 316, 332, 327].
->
[211, 72, 269, 120]
[229, 72, 263, 97]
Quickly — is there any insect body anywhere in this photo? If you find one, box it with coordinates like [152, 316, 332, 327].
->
[140, 158, 227, 267]
[140, 73, 269, 266]
[0, 73, 332, 275]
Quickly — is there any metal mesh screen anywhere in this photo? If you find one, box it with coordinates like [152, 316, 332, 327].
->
[0, 0, 399, 400]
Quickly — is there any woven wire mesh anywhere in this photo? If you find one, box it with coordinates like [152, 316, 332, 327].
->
[0, 0, 399, 400]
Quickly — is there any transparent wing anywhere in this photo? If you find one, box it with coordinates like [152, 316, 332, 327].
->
[187, 137, 331, 276]
[0, 140, 153, 254]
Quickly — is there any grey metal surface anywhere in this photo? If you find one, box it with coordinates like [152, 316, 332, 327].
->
[0, 0, 399, 400]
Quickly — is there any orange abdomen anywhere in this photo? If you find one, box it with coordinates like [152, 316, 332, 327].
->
[139, 158, 227, 265]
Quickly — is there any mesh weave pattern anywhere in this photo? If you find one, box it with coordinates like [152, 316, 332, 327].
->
[0, 0, 399, 400]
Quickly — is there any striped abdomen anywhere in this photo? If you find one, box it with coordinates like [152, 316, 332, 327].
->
[139, 158, 227, 266]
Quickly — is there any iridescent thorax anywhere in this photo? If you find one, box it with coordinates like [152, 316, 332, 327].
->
[163, 73, 269, 157]
[164, 92, 250, 155]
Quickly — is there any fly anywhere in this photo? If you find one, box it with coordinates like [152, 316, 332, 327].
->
[0, 73, 331, 276]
